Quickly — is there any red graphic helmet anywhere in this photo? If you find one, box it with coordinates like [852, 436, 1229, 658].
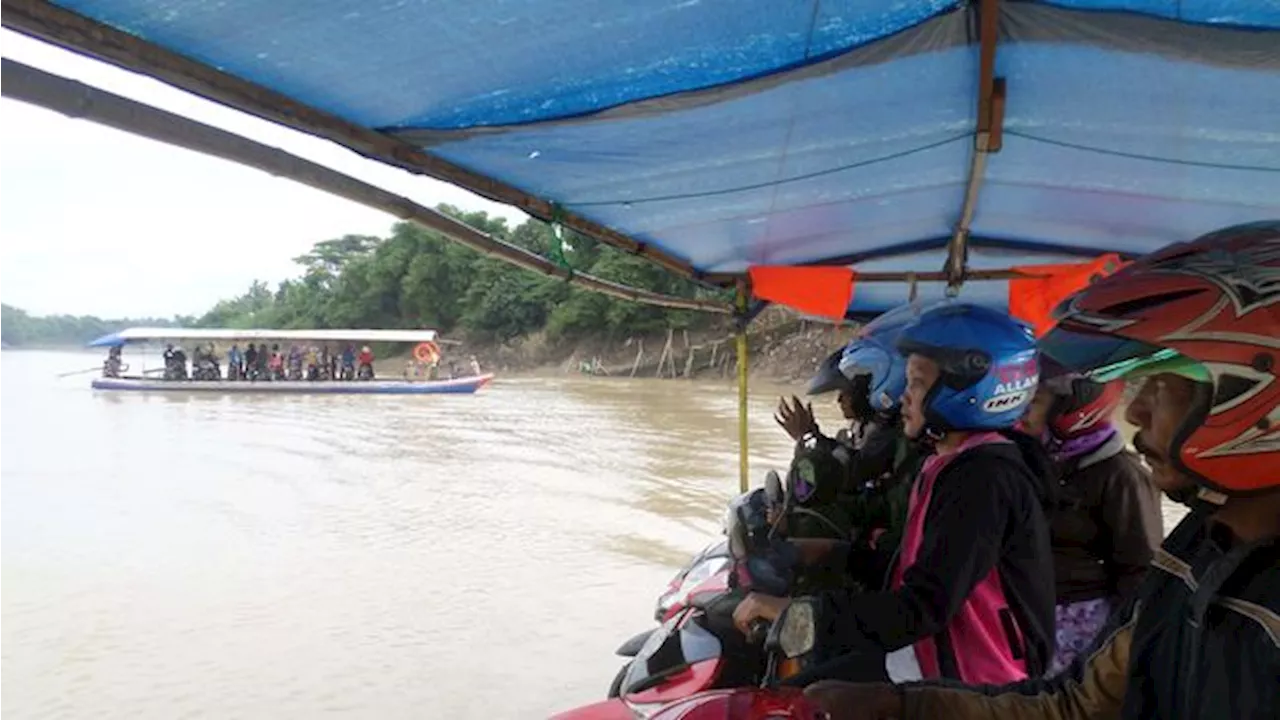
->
[1040, 221, 1280, 497]
[1040, 374, 1125, 440]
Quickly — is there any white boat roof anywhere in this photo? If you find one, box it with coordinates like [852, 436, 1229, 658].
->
[89, 327, 439, 347]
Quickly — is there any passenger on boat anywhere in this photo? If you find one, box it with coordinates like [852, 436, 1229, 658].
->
[735, 303, 1057, 687]
[803, 222, 1280, 720]
[341, 344, 356, 380]
[317, 343, 332, 379]
[163, 343, 189, 380]
[268, 344, 285, 380]
[162, 343, 176, 377]
[829, 312, 928, 588]
[191, 343, 220, 380]
[769, 348, 867, 521]
[244, 343, 259, 380]
[777, 317, 923, 594]
[304, 346, 319, 380]
[287, 345, 303, 380]
[227, 343, 243, 380]
[470, 355, 482, 376]
[775, 356, 867, 447]
[1018, 372, 1162, 675]
[102, 346, 125, 378]
[328, 348, 339, 381]
[254, 343, 270, 381]
[357, 346, 375, 380]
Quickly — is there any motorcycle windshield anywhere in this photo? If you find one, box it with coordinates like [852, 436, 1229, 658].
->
[622, 615, 721, 696]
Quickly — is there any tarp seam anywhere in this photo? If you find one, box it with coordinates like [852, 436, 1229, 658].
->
[570, 133, 971, 207]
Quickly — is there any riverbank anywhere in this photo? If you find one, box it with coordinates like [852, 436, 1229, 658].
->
[425, 307, 859, 384]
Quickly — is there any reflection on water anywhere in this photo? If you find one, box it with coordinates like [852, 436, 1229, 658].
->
[1, 350, 1187, 719]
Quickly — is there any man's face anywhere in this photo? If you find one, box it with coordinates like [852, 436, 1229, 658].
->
[1125, 373, 1199, 494]
[837, 388, 856, 420]
[1019, 387, 1057, 437]
[902, 354, 940, 439]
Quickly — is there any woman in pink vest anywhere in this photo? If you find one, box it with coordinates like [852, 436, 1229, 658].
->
[734, 302, 1057, 685]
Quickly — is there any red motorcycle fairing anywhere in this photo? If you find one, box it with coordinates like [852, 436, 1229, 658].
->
[626, 657, 724, 706]
[547, 659, 726, 720]
[547, 698, 635, 720]
[646, 687, 824, 720]
[685, 569, 730, 611]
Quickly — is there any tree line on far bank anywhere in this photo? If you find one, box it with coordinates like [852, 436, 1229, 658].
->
[194, 205, 729, 343]
[0, 304, 185, 348]
[4, 205, 730, 349]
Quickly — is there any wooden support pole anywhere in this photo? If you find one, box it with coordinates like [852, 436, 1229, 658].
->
[630, 340, 644, 378]
[735, 280, 750, 494]
[946, 0, 1005, 290]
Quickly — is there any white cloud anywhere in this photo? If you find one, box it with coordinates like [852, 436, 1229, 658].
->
[0, 30, 527, 319]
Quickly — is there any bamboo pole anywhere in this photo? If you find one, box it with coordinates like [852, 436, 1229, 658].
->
[0, 59, 732, 315]
[735, 281, 750, 494]
[630, 340, 644, 378]
[654, 329, 671, 378]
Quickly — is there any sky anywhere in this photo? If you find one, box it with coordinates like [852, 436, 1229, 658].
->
[0, 30, 527, 319]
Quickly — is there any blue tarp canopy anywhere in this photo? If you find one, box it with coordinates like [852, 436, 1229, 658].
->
[22, 0, 1280, 315]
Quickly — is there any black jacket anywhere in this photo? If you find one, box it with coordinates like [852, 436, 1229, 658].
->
[1049, 433, 1163, 604]
[901, 506, 1280, 720]
[818, 434, 1057, 682]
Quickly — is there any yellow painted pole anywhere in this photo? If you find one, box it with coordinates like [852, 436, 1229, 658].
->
[736, 280, 750, 493]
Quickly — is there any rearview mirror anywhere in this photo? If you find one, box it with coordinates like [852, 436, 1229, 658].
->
[765, 470, 783, 506]
[766, 597, 817, 659]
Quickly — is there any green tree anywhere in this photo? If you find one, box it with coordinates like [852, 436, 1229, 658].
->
[188, 204, 724, 347]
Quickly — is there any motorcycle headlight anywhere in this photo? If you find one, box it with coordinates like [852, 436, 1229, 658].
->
[778, 600, 816, 659]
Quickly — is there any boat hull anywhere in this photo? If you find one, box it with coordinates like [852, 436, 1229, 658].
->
[91, 374, 494, 394]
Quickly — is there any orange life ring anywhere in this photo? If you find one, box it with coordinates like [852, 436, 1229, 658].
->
[414, 341, 440, 364]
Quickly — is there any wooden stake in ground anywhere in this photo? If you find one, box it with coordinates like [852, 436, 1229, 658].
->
[655, 328, 675, 378]
[630, 339, 644, 378]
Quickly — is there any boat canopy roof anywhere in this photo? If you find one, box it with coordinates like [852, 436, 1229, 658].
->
[88, 327, 439, 348]
[6, 0, 1278, 320]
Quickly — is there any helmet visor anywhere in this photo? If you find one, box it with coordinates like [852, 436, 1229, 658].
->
[1040, 327, 1210, 384]
[807, 350, 849, 395]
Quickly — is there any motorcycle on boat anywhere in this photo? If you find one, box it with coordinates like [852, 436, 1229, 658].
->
[605, 431, 863, 696]
[555, 461, 876, 720]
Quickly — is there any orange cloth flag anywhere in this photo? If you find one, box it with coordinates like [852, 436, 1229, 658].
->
[747, 265, 857, 320]
[1009, 254, 1125, 336]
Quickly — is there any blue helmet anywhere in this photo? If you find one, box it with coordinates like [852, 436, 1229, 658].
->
[837, 301, 941, 415]
[895, 303, 1039, 432]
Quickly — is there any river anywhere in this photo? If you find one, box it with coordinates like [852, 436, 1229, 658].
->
[1, 349, 1187, 719]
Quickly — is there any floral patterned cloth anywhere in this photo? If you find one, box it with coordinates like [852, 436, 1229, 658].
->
[1049, 596, 1112, 676]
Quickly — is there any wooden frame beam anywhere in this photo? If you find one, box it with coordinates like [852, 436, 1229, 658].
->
[0, 59, 733, 315]
[945, 0, 1005, 288]
[0, 0, 704, 282]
